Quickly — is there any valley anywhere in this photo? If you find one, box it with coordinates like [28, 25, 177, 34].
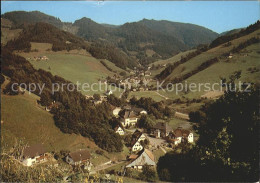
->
[1, 7, 259, 183]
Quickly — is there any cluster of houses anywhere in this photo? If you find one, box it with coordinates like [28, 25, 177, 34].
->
[21, 144, 92, 170]
[28, 56, 49, 61]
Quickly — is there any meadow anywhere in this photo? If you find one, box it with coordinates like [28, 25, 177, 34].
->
[18, 46, 123, 96]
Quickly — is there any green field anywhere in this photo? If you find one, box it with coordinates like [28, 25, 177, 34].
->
[100, 59, 128, 75]
[151, 49, 196, 66]
[18, 51, 123, 96]
[128, 91, 166, 102]
[165, 29, 260, 81]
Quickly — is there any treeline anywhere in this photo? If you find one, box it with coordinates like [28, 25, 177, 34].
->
[171, 57, 219, 83]
[230, 36, 260, 53]
[2, 48, 123, 152]
[156, 47, 207, 81]
[89, 42, 137, 69]
[210, 20, 260, 48]
[129, 97, 174, 119]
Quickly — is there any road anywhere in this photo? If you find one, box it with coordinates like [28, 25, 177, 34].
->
[91, 160, 125, 173]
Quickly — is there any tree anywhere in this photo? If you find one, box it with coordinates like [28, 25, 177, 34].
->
[157, 84, 259, 182]
[139, 164, 158, 182]
[189, 111, 202, 123]
[137, 115, 155, 130]
[93, 93, 101, 101]
[40, 90, 53, 106]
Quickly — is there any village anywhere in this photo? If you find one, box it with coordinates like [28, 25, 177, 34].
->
[18, 87, 195, 181]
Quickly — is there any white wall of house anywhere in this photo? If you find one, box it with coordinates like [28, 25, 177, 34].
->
[122, 118, 138, 127]
[23, 157, 36, 166]
[188, 133, 193, 143]
[115, 127, 125, 136]
[22, 155, 45, 166]
[137, 134, 146, 142]
[140, 111, 147, 115]
[132, 141, 143, 152]
[174, 137, 182, 145]
[113, 108, 121, 117]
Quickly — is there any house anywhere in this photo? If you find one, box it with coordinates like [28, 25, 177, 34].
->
[85, 95, 93, 100]
[151, 122, 173, 138]
[130, 130, 147, 152]
[45, 101, 62, 112]
[132, 107, 147, 115]
[131, 141, 143, 152]
[126, 149, 156, 169]
[112, 107, 121, 117]
[168, 128, 194, 145]
[132, 129, 147, 143]
[66, 149, 91, 166]
[106, 90, 113, 96]
[114, 126, 125, 136]
[120, 110, 139, 127]
[139, 87, 145, 91]
[144, 71, 151, 76]
[228, 53, 233, 59]
[22, 144, 48, 166]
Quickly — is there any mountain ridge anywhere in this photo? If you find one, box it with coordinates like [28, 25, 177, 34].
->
[2, 11, 219, 65]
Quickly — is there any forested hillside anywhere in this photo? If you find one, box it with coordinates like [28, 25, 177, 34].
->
[2, 48, 123, 152]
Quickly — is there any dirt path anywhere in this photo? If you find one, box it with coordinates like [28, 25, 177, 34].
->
[92, 161, 125, 173]
[160, 146, 167, 154]
[154, 91, 169, 100]
[175, 111, 190, 121]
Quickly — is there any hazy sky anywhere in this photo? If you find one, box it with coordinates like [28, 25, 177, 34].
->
[1, 1, 259, 33]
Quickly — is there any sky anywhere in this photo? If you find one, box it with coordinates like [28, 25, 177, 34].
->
[1, 1, 259, 33]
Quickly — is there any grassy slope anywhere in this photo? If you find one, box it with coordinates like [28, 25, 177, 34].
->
[17, 43, 124, 96]
[100, 59, 128, 74]
[165, 29, 260, 81]
[155, 30, 260, 100]
[1, 91, 97, 152]
[150, 49, 196, 66]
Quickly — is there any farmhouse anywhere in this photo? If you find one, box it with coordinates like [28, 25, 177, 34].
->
[151, 122, 172, 138]
[120, 110, 139, 127]
[45, 101, 62, 112]
[22, 144, 48, 166]
[66, 149, 91, 166]
[114, 126, 125, 136]
[168, 128, 194, 145]
[106, 90, 113, 96]
[126, 149, 156, 169]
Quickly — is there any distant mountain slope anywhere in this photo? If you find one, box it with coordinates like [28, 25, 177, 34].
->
[2, 11, 220, 65]
[138, 19, 219, 48]
[2, 11, 63, 28]
[5, 22, 87, 52]
[220, 28, 243, 36]
[4, 22, 136, 69]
